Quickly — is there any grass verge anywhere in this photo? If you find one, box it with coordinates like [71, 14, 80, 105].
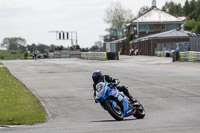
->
[0, 65, 46, 125]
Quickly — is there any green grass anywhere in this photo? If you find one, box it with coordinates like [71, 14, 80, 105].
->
[0, 62, 2, 65]
[0, 66, 46, 125]
[0, 50, 24, 60]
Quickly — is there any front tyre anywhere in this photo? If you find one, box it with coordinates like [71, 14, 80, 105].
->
[105, 101, 124, 121]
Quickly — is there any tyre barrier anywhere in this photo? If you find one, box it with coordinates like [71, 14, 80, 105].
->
[81, 52, 107, 61]
[173, 51, 200, 62]
[81, 52, 120, 61]
[61, 50, 70, 58]
[155, 51, 165, 57]
[107, 52, 119, 60]
[48, 50, 81, 58]
[188, 51, 195, 62]
[70, 50, 81, 58]
[48, 53, 54, 58]
[53, 51, 62, 58]
[195, 52, 200, 62]
[48, 51, 120, 61]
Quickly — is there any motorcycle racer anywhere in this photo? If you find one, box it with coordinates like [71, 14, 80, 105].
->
[92, 70, 135, 103]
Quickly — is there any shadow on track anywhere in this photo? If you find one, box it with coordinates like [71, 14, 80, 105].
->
[91, 118, 136, 123]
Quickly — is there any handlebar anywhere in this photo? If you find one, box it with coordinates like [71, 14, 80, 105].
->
[115, 79, 120, 85]
[109, 79, 120, 88]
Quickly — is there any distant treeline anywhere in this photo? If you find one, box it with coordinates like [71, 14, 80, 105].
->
[162, 0, 200, 33]
[0, 37, 101, 55]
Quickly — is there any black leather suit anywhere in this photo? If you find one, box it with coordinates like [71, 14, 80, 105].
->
[93, 75, 132, 99]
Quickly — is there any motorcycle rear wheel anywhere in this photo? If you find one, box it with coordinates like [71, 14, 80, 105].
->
[105, 101, 124, 121]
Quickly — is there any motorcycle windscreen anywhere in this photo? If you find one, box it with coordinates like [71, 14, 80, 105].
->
[95, 84, 108, 100]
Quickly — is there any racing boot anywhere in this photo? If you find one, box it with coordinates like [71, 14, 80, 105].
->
[128, 94, 136, 104]
[129, 96, 140, 106]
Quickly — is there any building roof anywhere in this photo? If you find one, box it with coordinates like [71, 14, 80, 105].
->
[110, 37, 126, 44]
[178, 17, 187, 21]
[131, 29, 190, 43]
[132, 8, 183, 24]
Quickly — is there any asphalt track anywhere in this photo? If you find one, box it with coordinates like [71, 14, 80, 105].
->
[1, 56, 200, 133]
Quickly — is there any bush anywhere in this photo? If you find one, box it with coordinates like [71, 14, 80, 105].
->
[24, 51, 28, 59]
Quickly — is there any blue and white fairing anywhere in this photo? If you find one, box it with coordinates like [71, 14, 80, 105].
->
[95, 83, 134, 117]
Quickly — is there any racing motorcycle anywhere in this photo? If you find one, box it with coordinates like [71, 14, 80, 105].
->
[95, 81, 145, 121]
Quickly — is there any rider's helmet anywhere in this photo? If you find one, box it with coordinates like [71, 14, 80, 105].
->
[92, 70, 103, 84]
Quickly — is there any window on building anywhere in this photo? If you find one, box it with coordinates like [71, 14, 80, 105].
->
[161, 24, 166, 31]
[110, 28, 124, 38]
[149, 25, 154, 32]
[110, 29, 117, 36]
[166, 24, 179, 30]
[138, 24, 149, 32]
[162, 24, 179, 31]
[118, 30, 123, 36]
[138, 24, 154, 32]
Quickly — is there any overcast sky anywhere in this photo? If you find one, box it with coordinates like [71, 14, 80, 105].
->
[0, 0, 186, 48]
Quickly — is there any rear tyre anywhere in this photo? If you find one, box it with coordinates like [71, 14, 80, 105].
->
[133, 99, 145, 119]
[105, 101, 124, 121]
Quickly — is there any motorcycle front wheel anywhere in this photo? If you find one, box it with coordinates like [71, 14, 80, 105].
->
[133, 99, 145, 119]
[105, 101, 124, 121]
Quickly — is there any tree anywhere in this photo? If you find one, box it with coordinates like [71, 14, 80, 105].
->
[162, 1, 183, 16]
[49, 44, 56, 52]
[194, 22, 200, 34]
[81, 47, 89, 52]
[37, 44, 49, 53]
[184, 19, 196, 31]
[70, 45, 80, 50]
[18, 45, 26, 53]
[188, 11, 199, 20]
[189, 0, 196, 13]
[104, 1, 133, 29]
[161, 0, 200, 34]
[89, 41, 103, 52]
[168, 2, 176, 15]
[174, 4, 183, 16]
[90, 45, 99, 52]
[137, 6, 150, 17]
[184, 0, 190, 16]
[24, 51, 28, 59]
[1, 37, 26, 51]
[125, 33, 131, 55]
[94, 41, 103, 49]
[27, 43, 37, 53]
[197, 0, 200, 15]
